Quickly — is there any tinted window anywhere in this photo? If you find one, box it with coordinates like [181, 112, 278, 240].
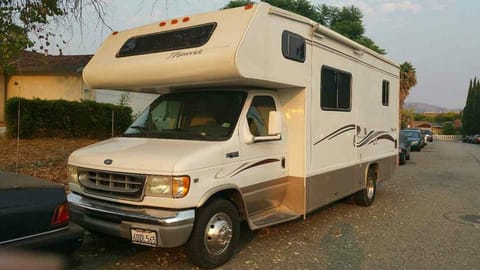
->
[247, 96, 277, 136]
[282, 31, 306, 63]
[382, 80, 390, 106]
[124, 91, 246, 141]
[321, 66, 352, 111]
[401, 130, 421, 139]
[117, 23, 217, 57]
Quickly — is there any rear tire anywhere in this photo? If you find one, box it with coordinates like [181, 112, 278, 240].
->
[186, 199, 240, 269]
[354, 169, 376, 207]
[399, 153, 406, 165]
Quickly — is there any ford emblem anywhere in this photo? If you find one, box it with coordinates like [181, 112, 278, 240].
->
[104, 159, 113, 165]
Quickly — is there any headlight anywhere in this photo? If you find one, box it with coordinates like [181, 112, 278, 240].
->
[146, 175, 190, 198]
[67, 165, 79, 184]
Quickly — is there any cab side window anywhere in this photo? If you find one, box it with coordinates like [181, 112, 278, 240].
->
[247, 96, 276, 136]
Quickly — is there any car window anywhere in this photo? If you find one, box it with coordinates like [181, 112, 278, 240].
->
[247, 96, 277, 136]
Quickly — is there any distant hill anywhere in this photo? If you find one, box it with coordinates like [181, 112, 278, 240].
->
[404, 102, 462, 113]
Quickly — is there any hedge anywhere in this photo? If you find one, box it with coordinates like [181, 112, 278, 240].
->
[5, 98, 133, 139]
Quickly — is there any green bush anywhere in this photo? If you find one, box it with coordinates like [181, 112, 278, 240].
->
[5, 98, 133, 139]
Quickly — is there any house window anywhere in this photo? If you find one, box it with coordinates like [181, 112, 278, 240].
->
[247, 96, 277, 137]
[117, 23, 217, 57]
[382, 80, 390, 106]
[282, 31, 305, 63]
[321, 66, 352, 111]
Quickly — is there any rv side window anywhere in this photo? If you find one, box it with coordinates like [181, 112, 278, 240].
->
[117, 23, 217, 57]
[321, 66, 352, 111]
[382, 80, 390, 106]
[282, 31, 305, 63]
[247, 96, 277, 137]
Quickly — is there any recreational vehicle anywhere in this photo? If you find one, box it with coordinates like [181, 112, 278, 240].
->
[67, 3, 399, 268]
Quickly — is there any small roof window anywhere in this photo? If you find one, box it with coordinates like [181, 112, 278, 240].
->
[117, 23, 217, 57]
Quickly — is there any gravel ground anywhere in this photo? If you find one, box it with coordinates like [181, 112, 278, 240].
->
[67, 141, 480, 270]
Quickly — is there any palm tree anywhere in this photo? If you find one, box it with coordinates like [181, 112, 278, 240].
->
[399, 62, 417, 108]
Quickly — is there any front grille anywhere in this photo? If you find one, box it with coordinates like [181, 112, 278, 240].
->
[78, 169, 146, 201]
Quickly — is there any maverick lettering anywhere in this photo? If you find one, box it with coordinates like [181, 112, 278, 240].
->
[168, 49, 204, 59]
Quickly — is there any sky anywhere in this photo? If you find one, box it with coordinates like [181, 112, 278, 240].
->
[54, 0, 480, 109]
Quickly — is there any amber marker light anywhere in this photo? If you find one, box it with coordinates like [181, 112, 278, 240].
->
[171, 19, 178, 24]
[182, 17, 190, 23]
[159, 21, 166, 27]
[245, 3, 254, 10]
[112, 31, 119, 35]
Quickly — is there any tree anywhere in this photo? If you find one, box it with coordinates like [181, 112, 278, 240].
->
[326, 6, 364, 39]
[401, 108, 415, 129]
[442, 122, 457, 135]
[399, 62, 417, 109]
[222, 0, 386, 54]
[222, 0, 253, 9]
[1, 0, 108, 73]
[462, 78, 480, 135]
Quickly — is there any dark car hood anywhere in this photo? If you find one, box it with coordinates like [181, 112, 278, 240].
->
[405, 137, 420, 142]
[0, 171, 59, 190]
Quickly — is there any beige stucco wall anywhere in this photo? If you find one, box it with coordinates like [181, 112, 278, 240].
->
[0, 73, 5, 122]
[7, 74, 89, 101]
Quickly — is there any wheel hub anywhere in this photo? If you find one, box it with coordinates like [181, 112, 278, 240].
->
[204, 213, 233, 255]
[367, 178, 375, 199]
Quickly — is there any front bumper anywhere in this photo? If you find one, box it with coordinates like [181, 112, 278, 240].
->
[68, 192, 195, 248]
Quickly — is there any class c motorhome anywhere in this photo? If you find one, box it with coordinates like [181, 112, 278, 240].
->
[67, 3, 399, 268]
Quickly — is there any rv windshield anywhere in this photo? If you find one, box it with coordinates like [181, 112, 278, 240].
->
[123, 91, 247, 141]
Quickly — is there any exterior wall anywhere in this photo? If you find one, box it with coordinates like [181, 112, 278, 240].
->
[0, 73, 5, 122]
[7, 74, 86, 101]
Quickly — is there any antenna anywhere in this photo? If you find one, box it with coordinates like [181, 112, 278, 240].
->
[14, 81, 20, 174]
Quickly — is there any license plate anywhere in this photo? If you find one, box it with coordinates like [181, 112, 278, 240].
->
[130, 228, 157, 247]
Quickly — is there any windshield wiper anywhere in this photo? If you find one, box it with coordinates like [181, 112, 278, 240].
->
[129, 125, 146, 131]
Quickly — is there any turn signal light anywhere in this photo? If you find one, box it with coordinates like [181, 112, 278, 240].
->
[51, 203, 70, 225]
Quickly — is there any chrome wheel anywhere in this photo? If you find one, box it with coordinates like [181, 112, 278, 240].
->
[354, 169, 377, 207]
[204, 212, 233, 256]
[366, 178, 375, 200]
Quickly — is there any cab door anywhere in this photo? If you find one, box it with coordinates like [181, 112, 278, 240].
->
[237, 93, 287, 216]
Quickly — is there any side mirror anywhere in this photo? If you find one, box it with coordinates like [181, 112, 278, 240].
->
[268, 111, 282, 135]
[243, 111, 283, 144]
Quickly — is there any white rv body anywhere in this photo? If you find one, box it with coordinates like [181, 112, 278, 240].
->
[68, 3, 399, 268]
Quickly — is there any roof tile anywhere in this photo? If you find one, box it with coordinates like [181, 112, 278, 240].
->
[13, 51, 93, 74]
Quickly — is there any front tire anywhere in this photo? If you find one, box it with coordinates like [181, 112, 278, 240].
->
[186, 199, 240, 269]
[354, 169, 377, 206]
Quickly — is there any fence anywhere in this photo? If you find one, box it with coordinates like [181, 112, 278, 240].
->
[433, 135, 462, 141]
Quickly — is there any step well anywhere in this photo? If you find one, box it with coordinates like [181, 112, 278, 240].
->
[249, 204, 301, 230]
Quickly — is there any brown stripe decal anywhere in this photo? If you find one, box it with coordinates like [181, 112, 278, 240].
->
[315, 124, 395, 148]
[371, 134, 395, 144]
[240, 176, 289, 194]
[231, 158, 280, 177]
[314, 124, 358, 145]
